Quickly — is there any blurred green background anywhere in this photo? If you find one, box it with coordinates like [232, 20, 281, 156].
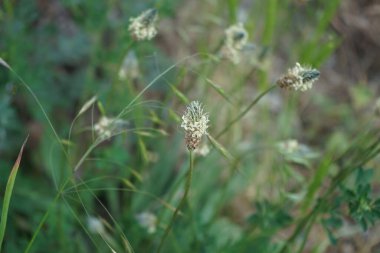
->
[1, 0, 380, 252]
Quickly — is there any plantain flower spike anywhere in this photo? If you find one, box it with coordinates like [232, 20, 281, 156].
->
[128, 8, 158, 41]
[277, 62, 320, 91]
[181, 101, 209, 151]
[220, 23, 249, 64]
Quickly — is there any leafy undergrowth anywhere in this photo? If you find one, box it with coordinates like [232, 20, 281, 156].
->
[0, 0, 379, 252]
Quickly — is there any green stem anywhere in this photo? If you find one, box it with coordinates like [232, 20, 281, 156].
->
[216, 84, 277, 138]
[279, 205, 320, 253]
[296, 214, 316, 253]
[156, 151, 194, 253]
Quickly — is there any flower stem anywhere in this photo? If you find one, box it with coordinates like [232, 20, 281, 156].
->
[216, 84, 277, 139]
[156, 151, 194, 253]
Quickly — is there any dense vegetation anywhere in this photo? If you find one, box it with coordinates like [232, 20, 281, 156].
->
[1, 0, 380, 252]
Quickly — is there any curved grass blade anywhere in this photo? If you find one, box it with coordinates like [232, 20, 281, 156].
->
[207, 134, 234, 162]
[205, 78, 234, 105]
[168, 83, 189, 104]
[0, 136, 28, 252]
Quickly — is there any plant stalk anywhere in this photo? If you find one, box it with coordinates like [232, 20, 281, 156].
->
[156, 151, 194, 253]
[216, 84, 277, 138]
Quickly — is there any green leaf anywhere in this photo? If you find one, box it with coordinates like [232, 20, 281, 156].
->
[355, 167, 374, 185]
[138, 137, 148, 164]
[0, 136, 28, 251]
[205, 78, 234, 105]
[262, 0, 278, 46]
[97, 101, 106, 116]
[207, 134, 234, 162]
[168, 83, 189, 104]
[302, 156, 333, 211]
[0, 57, 10, 69]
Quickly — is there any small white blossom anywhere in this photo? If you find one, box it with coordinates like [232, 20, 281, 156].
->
[220, 23, 249, 64]
[194, 143, 210, 156]
[225, 23, 248, 50]
[136, 212, 157, 234]
[128, 9, 158, 41]
[181, 101, 209, 151]
[277, 139, 300, 154]
[277, 139, 319, 165]
[277, 62, 320, 91]
[94, 116, 128, 139]
[87, 216, 105, 235]
[118, 51, 140, 80]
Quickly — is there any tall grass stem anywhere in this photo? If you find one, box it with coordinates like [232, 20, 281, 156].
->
[216, 84, 277, 138]
[156, 151, 194, 253]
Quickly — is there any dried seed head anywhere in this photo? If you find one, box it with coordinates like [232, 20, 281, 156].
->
[277, 63, 320, 91]
[128, 9, 158, 41]
[181, 101, 209, 151]
[220, 23, 249, 64]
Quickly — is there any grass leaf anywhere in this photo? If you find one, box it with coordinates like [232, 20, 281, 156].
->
[0, 136, 28, 252]
[207, 134, 234, 162]
[205, 78, 234, 105]
[0, 58, 10, 69]
[168, 83, 189, 104]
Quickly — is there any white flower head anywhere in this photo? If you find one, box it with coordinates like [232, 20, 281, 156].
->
[136, 212, 157, 234]
[194, 143, 210, 156]
[118, 51, 139, 80]
[225, 23, 248, 50]
[277, 139, 300, 154]
[128, 9, 158, 41]
[276, 139, 319, 164]
[94, 116, 128, 139]
[277, 62, 320, 91]
[181, 101, 209, 151]
[220, 23, 249, 64]
[87, 216, 105, 235]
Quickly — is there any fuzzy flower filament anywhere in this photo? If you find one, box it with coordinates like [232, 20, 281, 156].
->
[277, 62, 320, 91]
[181, 101, 209, 151]
[128, 9, 158, 41]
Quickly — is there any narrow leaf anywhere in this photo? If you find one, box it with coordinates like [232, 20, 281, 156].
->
[168, 83, 189, 104]
[207, 134, 234, 162]
[122, 179, 137, 191]
[0, 136, 28, 251]
[97, 101, 106, 116]
[0, 58, 10, 69]
[205, 78, 234, 105]
[302, 156, 333, 212]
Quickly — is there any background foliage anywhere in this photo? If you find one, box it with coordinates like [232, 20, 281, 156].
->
[1, 0, 380, 252]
